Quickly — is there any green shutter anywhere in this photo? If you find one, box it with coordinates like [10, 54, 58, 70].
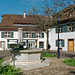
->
[7, 40, 9, 48]
[55, 27, 58, 33]
[62, 25, 68, 32]
[73, 24, 75, 31]
[23, 33, 25, 38]
[56, 40, 58, 46]
[32, 33, 36, 38]
[62, 40, 64, 47]
[42, 33, 44, 38]
[11, 32, 13, 38]
[26, 40, 28, 48]
[1, 32, 4, 38]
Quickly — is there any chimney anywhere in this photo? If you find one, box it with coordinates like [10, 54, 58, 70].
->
[24, 11, 26, 18]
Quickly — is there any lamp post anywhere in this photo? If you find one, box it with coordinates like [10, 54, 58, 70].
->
[57, 15, 60, 59]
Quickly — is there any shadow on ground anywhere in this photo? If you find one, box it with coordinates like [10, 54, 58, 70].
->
[70, 71, 75, 75]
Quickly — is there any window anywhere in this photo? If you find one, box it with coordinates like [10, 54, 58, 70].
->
[36, 33, 38, 38]
[1, 32, 13, 38]
[36, 32, 42, 38]
[56, 39, 64, 47]
[70, 12, 73, 17]
[23, 33, 25, 38]
[32, 33, 36, 38]
[29, 32, 32, 38]
[39, 33, 41, 38]
[1, 41, 5, 48]
[14, 23, 34, 26]
[59, 40, 62, 47]
[5, 32, 10, 38]
[59, 26, 62, 33]
[55, 26, 62, 33]
[26, 32, 32, 38]
[26, 32, 28, 38]
[39, 42, 44, 48]
[42, 33, 44, 38]
[68, 24, 73, 32]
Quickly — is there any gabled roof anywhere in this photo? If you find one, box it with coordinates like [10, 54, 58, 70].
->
[53, 4, 75, 24]
[0, 14, 47, 31]
[0, 14, 48, 26]
[1, 14, 35, 26]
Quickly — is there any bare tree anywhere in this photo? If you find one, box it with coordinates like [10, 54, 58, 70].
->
[28, 0, 75, 54]
[28, 1, 56, 54]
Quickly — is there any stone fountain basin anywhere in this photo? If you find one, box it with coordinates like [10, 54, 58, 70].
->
[10, 48, 43, 65]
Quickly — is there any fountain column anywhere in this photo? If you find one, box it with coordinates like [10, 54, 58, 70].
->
[18, 28, 23, 48]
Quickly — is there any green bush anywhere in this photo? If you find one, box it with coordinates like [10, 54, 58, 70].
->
[0, 59, 4, 64]
[0, 59, 21, 75]
[62, 58, 75, 66]
[43, 52, 57, 57]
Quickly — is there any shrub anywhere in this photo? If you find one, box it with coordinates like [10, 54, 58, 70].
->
[0, 59, 4, 64]
[62, 58, 75, 66]
[0, 59, 21, 75]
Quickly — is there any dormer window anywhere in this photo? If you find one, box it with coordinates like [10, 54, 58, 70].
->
[59, 26, 62, 33]
[68, 24, 73, 32]
[14, 23, 34, 26]
[70, 12, 73, 17]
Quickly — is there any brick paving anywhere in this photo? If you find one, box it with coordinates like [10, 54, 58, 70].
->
[0, 50, 75, 75]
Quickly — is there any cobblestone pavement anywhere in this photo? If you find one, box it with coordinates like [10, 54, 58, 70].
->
[0, 51, 11, 60]
[21, 51, 75, 75]
[0, 51, 75, 75]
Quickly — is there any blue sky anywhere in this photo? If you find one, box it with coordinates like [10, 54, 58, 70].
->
[0, 0, 50, 23]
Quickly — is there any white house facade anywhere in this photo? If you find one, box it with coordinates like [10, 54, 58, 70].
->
[49, 22, 75, 52]
[49, 4, 75, 52]
[0, 30, 47, 50]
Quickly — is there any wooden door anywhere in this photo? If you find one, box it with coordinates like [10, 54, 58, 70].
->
[68, 39, 74, 52]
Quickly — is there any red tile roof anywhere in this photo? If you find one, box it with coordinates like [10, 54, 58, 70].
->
[0, 14, 47, 31]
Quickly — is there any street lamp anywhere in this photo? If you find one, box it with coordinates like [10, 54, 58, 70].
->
[57, 14, 60, 59]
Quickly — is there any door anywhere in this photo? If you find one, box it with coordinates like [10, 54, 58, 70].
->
[68, 39, 74, 52]
[28, 42, 35, 48]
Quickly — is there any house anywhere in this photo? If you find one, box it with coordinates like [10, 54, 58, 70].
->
[49, 4, 75, 52]
[0, 12, 47, 50]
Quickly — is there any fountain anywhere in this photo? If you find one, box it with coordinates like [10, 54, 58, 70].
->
[10, 28, 43, 66]
[2, 28, 50, 70]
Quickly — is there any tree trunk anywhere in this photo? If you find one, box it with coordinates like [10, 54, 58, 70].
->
[46, 30, 49, 54]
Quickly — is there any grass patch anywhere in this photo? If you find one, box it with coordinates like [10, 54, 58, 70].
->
[43, 52, 57, 57]
[62, 58, 75, 66]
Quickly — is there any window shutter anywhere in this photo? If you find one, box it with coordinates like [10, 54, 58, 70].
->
[1, 32, 4, 38]
[26, 40, 28, 48]
[62, 25, 67, 32]
[42, 33, 44, 38]
[56, 40, 58, 46]
[7, 40, 9, 48]
[11, 32, 13, 38]
[73, 24, 75, 31]
[23, 33, 25, 38]
[32, 33, 36, 38]
[62, 40, 64, 47]
[55, 27, 58, 33]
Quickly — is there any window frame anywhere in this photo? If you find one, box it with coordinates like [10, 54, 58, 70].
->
[39, 41, 44, 48]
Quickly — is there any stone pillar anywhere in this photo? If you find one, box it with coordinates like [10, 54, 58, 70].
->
[18, 28, 23, 46]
